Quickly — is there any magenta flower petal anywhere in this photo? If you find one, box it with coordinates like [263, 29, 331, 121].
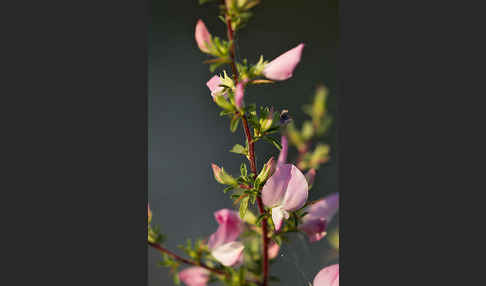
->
[299, 193, 339, 242]
[313, 264, 339, 286]
[195, 20, 212, 53]
[263, 43, 304, 81]
[277, 135, 288, 166]
[211, 241, 245, 267]
[235, 83, 244, 109]
[208, 209, 242, 250]
[179, 267, 210, 286]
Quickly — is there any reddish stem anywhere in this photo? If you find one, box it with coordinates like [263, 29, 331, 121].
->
[148, 241, 225, 275]
[224, 10, 269, 286]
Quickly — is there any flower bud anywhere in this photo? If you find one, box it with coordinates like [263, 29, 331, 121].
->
[268, 241, 280, 260]
[179, 267, 210, 286]
[148, 204, 152, 224]
[235, 83, 244, 109]
[259, 107, 274, 132]
[211, 164, 237, 185]
[255, 157, 275, 187]
[195, 20, 213, 53]
[263, 43, 304, 81]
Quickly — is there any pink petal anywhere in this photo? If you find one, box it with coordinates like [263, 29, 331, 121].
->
[208, 209, 242, 250]
[195, 20, 212, 53]
[268, 241, 280, 259]
[263, 43, 304, 81]
[262, 164, 293, 208]
[305, 193, 339, 221]
[235, 83, 244, 109]
[211, 241, 245, 267]
[313, 264, 339, 286]
[206, 75, 223, 100]
[179, 267, 210, 286]
[299, 218, 327, 242]
[277, 135, 288, 166]
[280, 165, 308, 211]
[271, 206, 289, 231]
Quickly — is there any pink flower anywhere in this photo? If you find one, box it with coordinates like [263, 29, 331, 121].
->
[206, 75, 226, 100]
[195, 20, 212, 53]
[263, 43, 304, 81]
[313, 264, 339, 286]
[179, 267, 210, 286]
[262, 163, 308, 231]
[268, 241, 280, 259]
[208, 209, 245, 266]
[235, 83, 244, 109]
[277, 135, 288, 166]
[299, 193, 339, 242]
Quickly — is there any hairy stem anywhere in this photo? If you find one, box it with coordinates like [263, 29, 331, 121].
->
[224, 9, 269, 286]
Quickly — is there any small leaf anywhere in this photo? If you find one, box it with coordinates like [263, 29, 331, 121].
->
[223, 185, 234, 194]
[240, 162, 248, 177]
[239, 196, 250, 219]
[230, 115, 240, 132]
[230, 144, 247, 155]
[262, 136, 282, 150]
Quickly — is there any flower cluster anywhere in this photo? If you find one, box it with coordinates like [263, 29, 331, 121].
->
[149, 1, 339, 285]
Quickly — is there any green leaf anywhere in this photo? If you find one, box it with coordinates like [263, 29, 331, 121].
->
[239, 196, 249, 219]
[240, 162, 248, 177]
[262, 136, 282, 150]
[230, 144, 247, 155]
[230, 115, 240, 132]
[198, 0, 216, 4]
[173, 273, 181, 285]
[223, 185, 234, 194]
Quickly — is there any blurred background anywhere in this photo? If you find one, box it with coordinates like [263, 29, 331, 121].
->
[149, 0, 338, 285]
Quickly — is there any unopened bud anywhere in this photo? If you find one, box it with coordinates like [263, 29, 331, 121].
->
[211, 163, 237, 185]
[255, 157, 275, 188]
[148, 204, 152, 224]
[260, 107, 274, 132]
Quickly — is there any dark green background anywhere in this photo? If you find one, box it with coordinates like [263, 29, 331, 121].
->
[149, 1, 338, 285]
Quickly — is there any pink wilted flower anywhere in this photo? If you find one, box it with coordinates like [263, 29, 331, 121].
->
[262, 163, 308, 231]
[263, 43, 304, 81]
[195, 19, 213, 53]
[313, 264, 339, 286]
[179, 267, 210, 286]
[299, 193, 339, 242]
[235, 82, 244, 109]
[208, 209, 245, 267]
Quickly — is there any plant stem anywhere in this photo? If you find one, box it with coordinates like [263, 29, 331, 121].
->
[223, 9, 269, 286]
[148, 241, 226, 276]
